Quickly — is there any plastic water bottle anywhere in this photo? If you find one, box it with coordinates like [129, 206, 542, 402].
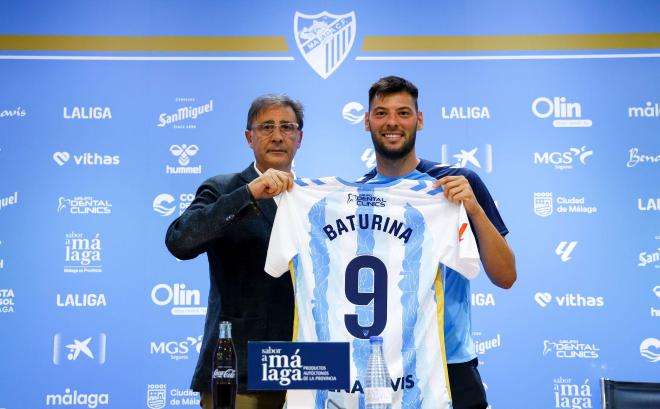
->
[365, 336, 392, 409]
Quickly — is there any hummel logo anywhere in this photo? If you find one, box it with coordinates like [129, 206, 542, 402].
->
[555, 241, 578, 262]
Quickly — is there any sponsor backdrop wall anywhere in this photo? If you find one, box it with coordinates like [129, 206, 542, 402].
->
[1, 1, 659, 408]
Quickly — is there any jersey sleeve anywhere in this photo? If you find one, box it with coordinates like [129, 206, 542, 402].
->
[264, 190, 299, 278]
[438, 203, 481, 280]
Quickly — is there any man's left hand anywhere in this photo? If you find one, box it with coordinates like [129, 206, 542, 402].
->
[434, 176, 482, 216]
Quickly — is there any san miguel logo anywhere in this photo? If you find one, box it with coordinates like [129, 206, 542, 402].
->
[294, 11, 356, 79]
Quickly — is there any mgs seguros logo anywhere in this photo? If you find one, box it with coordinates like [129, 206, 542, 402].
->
[533, 146, 593, 171]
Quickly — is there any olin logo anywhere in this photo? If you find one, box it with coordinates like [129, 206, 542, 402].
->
[555, 241, 577, 262]
[532, 97, 592, 127]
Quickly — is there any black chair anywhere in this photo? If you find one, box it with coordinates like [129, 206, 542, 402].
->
[601, 378, 660, 408]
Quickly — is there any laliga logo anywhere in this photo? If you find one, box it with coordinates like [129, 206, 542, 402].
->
[342, 102, 365, 124]
[294, 11, 356, 79]
[153, 194, 175, 217]
[640, 338, 660, 363]
[170, 144, 199, 166]
[555, 241, 578, 262]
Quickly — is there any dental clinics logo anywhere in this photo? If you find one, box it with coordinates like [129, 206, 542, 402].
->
[533, 146, 593, 170]
[552, 377, 593, 409]
[52, 151, 120, 166]
[441, 105, 490, 120]
[532, 96, 592, 127]
[167, 144, 201, 174]
[347, 193, 386, 207]
[45, 388, 109, 408]
[153, 193, 193, 217]
[150, 283, 206, 316]
[640, 338, 660, 362]
[441, 144, 493, 173]
[638, 197, 660, 212]
[534, 292, 604, 308]
[294, 11, 356, 79]
[157, 98, 214, 129]
[149, 335, 203, 361]
[64, 232, 102, 274]
[543, 339, 599, 359]
[533, 192, 597, 217]
[628, 101, 660, 118]
[53, 333, 107, 365]
[146, 384, 200, 408]
[0, 288, 15, 313]
[342, 102, 365, 124]
[63, 106, 112, 120]
[0, 106, 26, 118]
[627, 148, 660, 168]
[58, 196, 112, 215]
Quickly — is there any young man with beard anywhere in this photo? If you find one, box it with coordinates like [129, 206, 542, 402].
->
[358, 76, 517, 409]
[166, 94, 302, 409]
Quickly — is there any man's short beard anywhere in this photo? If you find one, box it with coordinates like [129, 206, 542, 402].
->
[371, 132, 416, 160]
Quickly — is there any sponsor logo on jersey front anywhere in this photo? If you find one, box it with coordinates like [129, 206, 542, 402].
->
[53, 333, 107, 365]
[533, 146, 593, 170]
[45, 388, 109, 408]
[347, 193, 386, 207]
[294, 11, 356, 79]
[441, 144, 493, 173]
[543, 339, 599, 359]
[150, 283, 206, 316]
[552, 377, 593, 409]
[532, 96, 592, 127]
[534, 291, 604, 308]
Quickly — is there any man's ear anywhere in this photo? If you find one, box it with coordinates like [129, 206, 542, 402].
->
[245, 130, 254, 147]
[417, 111, 424, 131]
[364, 112, 370, 131]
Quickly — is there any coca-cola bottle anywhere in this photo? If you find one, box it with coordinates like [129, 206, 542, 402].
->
[212, 321, 237, 409]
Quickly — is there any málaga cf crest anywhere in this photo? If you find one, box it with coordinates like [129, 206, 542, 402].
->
[294, 11, 356, 79]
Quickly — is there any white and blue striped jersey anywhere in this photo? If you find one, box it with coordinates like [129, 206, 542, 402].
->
[265, 177, 480, 409]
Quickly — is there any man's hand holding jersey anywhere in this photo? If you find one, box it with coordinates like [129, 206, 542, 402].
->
[247, 169, 295, 200]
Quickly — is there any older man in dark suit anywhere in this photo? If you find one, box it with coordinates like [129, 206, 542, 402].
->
[165, 94, 303, 409]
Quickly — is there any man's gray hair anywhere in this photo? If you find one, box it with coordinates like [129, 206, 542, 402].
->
[246, 94, 304, 130]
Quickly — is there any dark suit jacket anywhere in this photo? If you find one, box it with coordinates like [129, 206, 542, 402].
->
[165, 163, 294, 393]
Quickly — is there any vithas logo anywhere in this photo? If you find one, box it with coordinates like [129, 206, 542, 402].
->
[555, 241, 577, 262]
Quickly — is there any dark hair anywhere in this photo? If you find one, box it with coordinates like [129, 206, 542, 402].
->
[246, 94, 304, 130]
[368, 76, 419, 110]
